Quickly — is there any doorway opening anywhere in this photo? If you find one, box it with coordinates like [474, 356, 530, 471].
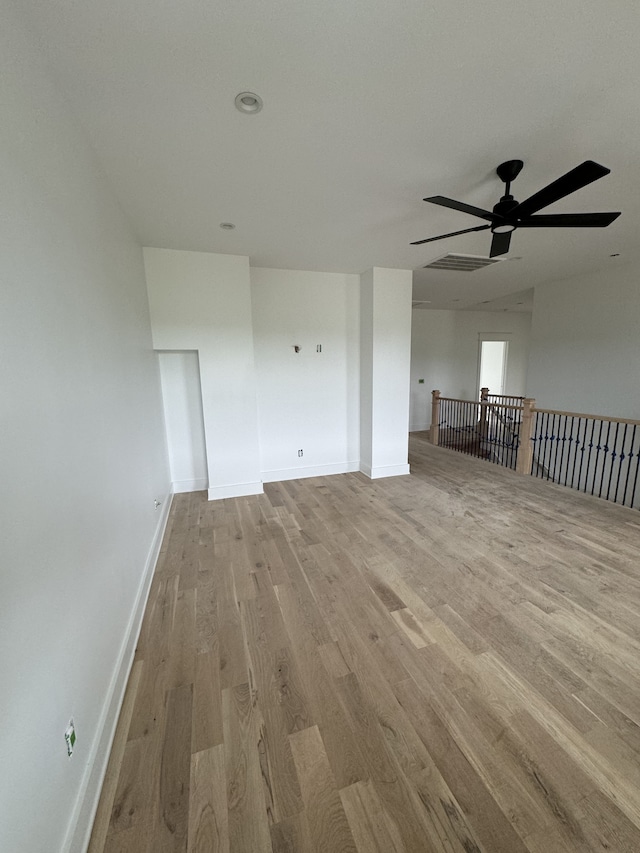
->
[158, 350, 208, 493]
[478, 339, 509, 397]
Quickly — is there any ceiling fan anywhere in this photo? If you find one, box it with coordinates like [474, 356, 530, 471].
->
[411, 160, 621, 258]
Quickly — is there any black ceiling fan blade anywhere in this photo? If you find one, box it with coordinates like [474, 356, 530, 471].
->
[490, 231, 512, 257]
[424, 196, 495, 222]
[512, 161, 610, 218]
[410, 224, 490, 246]
[516, 211, 621, 227]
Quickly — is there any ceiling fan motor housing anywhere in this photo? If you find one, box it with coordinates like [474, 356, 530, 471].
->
[493, 196, 519, 219]
[492, 196, 519, 232]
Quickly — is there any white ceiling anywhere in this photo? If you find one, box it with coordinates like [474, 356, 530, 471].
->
[15, 0, 640, 308]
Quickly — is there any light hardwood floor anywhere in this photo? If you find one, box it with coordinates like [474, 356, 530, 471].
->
[89, 434, 640, 852]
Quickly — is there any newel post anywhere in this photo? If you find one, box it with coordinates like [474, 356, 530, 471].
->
[430, 390, 441, 446]
[479, 386, 489, 438]
[516, 397, 536, 475]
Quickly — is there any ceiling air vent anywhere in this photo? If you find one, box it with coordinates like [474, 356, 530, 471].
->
[423, 253, 505, 272]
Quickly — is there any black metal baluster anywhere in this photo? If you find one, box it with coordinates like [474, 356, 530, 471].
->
[472, 402, 477, 458]
[576, 417, 587, 491]
[465, 401, 469, 454]
[452, 399, 456, 445]
[569, 417, 580, 489]
[560, 414, 570, 484]
[552, 413, 561, 482]
[542, 412, 550, 478]
[564, 417, 575, 487]
[622, 424, 636, 507]
[551, 413, 562, 483]
[550, 413, 559, 480]
[585, 418, 596, 494]
[509, 405, 515, 470]
[541, 413, 547, 477]
[630, 427, 640, 509]
[545, 414, 555, 480]
[463, 402, 468, 455]
[599, 420, 612, 498]
[592, 420, 604, 495]
[608, 422, 620, 503]
[613, 423, 628, 504]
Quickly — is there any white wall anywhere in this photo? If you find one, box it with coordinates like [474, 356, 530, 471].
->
[360, 268, 413, 478]
[527, 262, 640, 418]
[144, 248, 262, 499]
[251, 268, 360, 481]
[158, 351, 208, 492]
[410, 309, 532, 430]
[0, 6, 171, 852]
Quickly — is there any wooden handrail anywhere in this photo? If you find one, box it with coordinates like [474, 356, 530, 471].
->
[534, 408, 640, 426]
[438, 397, 523, 411]
[487, 394, 525, 400]
[438, 397, 639, 425]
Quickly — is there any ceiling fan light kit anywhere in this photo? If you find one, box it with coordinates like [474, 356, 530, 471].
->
[412, 159, 621, 258]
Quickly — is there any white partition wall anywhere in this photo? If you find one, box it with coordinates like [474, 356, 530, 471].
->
[144, 248, 262, 500]
[251, 268, 360, 482]
[360, 267, 413, 479]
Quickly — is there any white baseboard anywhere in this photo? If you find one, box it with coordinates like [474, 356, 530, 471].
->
[63, 488, 174, 853]
[261, 461, 360, 483]
[409, 423, 429, 432]
[208, 480, 264, 501]
[360, 462, 410, 479]
[172, 477, 208, 493]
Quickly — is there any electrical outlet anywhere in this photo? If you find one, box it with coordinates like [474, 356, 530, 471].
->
[65, 720, 76, 758]
[298, 449, 303, 457]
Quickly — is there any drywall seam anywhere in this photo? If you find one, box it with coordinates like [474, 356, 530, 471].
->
[63, 490, 174, 853]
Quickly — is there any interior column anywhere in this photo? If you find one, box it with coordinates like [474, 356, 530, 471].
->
[359, 267, 412, 479]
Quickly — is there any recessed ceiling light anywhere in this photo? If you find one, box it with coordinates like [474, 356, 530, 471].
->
[219, 222, 236, 230]
[235, 92, 263, 114]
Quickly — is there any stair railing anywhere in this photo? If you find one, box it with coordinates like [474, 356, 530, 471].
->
[430, 389, 640, 509]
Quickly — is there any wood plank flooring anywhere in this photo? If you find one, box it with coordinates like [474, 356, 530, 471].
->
[89, 434, 640, 852]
